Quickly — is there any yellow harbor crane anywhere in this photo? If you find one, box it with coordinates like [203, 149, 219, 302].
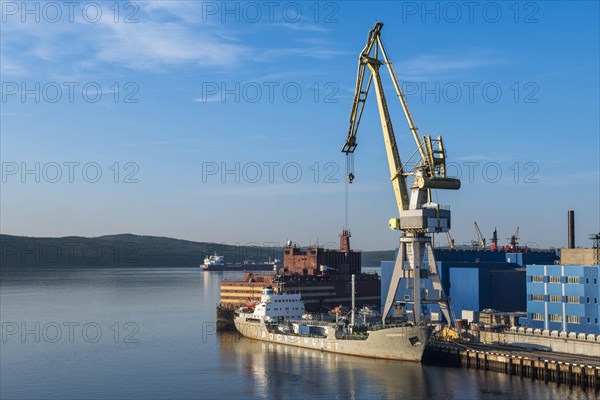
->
[342, 22, 461, 326]
[474, 221, 486, 251]
[445, 231, 456, 251]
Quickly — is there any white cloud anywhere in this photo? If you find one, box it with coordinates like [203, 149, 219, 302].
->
[93, 19, 248, 70]
[271, 22, 329, 33]
[260, 47, 349, 61]
[0, 3, 250, 77]
[1, 3, 349, 79]
[141, 1, 204, 22]
[392, 52, 502, 80]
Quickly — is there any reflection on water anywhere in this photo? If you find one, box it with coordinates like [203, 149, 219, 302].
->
[218, 329, 597, 400]
[219, 330, 428, 399]
[0, 268, 596, 400]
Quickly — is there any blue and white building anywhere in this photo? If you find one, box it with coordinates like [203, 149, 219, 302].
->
[381, 250, 557, 321]
[523, 264, 600, 334]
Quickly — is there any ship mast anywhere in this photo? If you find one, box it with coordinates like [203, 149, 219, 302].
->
[350, 274, 356, 333]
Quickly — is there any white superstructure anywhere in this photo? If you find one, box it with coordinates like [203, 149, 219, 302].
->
[202, 253, 225, 269]
[240, 287, 305, 322]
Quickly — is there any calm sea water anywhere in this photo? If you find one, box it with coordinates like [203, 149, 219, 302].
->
[0, 268, 596, 400]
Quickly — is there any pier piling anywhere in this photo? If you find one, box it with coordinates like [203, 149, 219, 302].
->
[424, 342, 600, 389]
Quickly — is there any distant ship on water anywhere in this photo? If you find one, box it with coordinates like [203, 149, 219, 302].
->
[201, 253, 279, 272]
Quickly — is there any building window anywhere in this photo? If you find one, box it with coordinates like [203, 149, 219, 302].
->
[587, 317, 591, 324]
[531, 313, 544, 321]
[587, 297, 590, 304]
[595, 298, 598, 304]
[594, 278, 597, 284]
[549, 276, 561, 283]
[531, 276, 544, 283]
[549, 314, 562, 322]
[567, 316, 580, 324]
[566, 276, 580, 284]
[548, 295, 562, 303]
[586, 278, 590, 284]
[596, 318, 598, 324]
[566, 296, 580, 304]
[531, 294, 544, 302]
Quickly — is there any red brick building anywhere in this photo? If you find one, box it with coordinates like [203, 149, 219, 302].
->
[283, 230, 361, 276]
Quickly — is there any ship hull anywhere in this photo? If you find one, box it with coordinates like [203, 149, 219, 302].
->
[234, 316, 431, 362]
[216, 307, 236, 329]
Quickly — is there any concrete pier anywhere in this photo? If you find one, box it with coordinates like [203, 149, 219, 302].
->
[424, 341, 600, 389]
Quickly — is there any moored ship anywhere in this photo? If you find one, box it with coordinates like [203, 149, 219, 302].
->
[201, 253, 225, 270]
[234, 287, 431, 362]
[202, 253, 279, 272]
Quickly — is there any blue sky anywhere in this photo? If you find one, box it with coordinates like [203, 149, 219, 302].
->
[1, 1, 599, 251]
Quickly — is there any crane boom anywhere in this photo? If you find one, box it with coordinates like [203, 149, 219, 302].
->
[342, 22, 460, 212]
[375, 33, 426, 162]
[343, 24, 410, 211]
[366, 56, 410, 211]
[509, 226, 520, 250]
[341, 22, 461, 327]
[446, 231, 456, 250]
[474, 222, 486, 250]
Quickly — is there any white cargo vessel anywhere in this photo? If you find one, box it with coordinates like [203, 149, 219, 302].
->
[234, 287, 431, 362]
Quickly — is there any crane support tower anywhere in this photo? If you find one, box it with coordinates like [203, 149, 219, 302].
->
[342, 22, 461, 326]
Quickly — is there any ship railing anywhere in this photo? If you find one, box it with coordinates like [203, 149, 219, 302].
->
[367, 322, 413, 331]
[341, 333, 369, 340]
[294, 333, 329, 339]
[289, 319, 337, 328]
[221, 278, 271, 283]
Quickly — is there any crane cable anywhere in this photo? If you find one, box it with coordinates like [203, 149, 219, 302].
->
[345, 175, 349, 230]
[345, 153, 354, 229]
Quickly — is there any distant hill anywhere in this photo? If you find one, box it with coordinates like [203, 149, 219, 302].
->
[0, 234, 392, 269]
